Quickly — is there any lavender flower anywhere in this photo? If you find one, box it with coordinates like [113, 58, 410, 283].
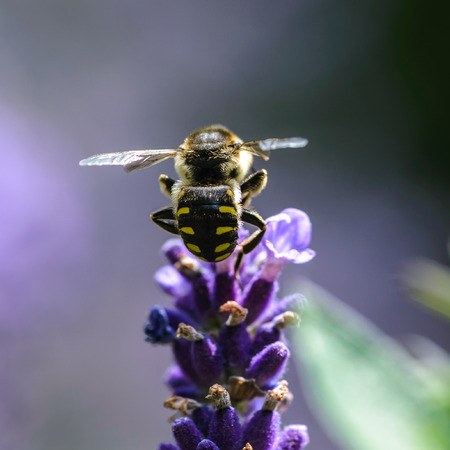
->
[260, 208, 315, 282]
[146, 208, 313, 449]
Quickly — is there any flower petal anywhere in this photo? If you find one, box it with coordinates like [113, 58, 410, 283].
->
[155, 265, 191, 298]
[264, 244, 316, 264]
[264, 209, 314, 263]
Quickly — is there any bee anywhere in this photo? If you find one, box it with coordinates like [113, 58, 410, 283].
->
[79, 125, 307, 264]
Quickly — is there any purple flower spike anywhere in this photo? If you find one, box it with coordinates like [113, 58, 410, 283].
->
[196, 440, 220, 450]
[148, 205, 316, 448]
[245, 342, 290, 387]
[277, 425, 310, 449]
[172, 417, 204, 450]
[243, 410, 281, 450]
[261, 209, 315, 281]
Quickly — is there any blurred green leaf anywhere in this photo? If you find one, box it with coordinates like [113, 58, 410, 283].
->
[401, 258, 450, 319]
[292, 281, 450, 450]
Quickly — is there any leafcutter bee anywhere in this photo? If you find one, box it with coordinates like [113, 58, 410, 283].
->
[80, 125, 308, 264]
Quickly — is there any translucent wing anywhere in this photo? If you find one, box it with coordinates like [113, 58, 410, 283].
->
[240, 137, 308, 161]
[79, 148, 178, 173]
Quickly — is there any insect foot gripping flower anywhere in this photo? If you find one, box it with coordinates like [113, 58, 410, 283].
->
[145, 208, 314, 449]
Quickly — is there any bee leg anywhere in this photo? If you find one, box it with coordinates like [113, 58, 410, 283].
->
[159, 174, 176, 198]
[234, 209, 267, 273]
[240, 169, 267, 208]
[241, 209, 267, 253]
[151, 207, 179, 235]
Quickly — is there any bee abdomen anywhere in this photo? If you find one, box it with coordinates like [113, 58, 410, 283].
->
[177, 186, 239, 262]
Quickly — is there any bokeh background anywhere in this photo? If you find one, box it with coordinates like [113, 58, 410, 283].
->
[1, 1, 448, 449]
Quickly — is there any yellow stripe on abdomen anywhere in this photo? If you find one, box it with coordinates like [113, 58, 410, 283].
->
[177, 207, 190, 215]
[219, 206, 236, 215]
[216, 226, 235, 235]
[180, 227, 195, 235]
[215, 252, 232, 262]
[215, 243, 231, 253]
[186, 243, 201, 253]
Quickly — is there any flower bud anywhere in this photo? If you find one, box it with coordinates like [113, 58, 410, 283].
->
[173, 339, 198, 384]
[176, 325, 223, 386]
[241, 381, 288, 449]
[242, 410, 280, 450]
[197, 440, 220, 450]
[192, 338, 223, 385]
[192, 405, 213, 438]
[207, 385, 242, 450]
[213, 271, 239, 309]
[242, 279, 277, 325]
[145, 306, 194, 344]
[277, 425, 310, 449]
[245, 342, 290, 387]
[251, 311, 299, 355]
[172, 417, 204, 450]
[157, 443, 178, 450]
[218, 302, 251, 371]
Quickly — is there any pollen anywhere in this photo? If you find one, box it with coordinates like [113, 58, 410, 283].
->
[215, 252, 231, 262]
[219, 206, 236, 215]
[186, 243, 201, 253]
[180, 227, 195, 235]
[215, 243, 231, 253]
[216, 226, 235, 235]
[177, 207, 190, 215]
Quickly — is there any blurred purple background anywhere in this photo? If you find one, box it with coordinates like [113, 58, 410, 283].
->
[1, 1, 448, 449]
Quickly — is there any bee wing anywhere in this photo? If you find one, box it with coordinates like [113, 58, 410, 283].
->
[240, 137, 308, 161]
[79, 148, 178, 173]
